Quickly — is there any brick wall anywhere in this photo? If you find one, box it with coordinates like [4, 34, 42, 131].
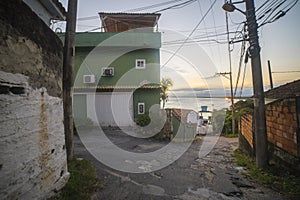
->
[239, 98, 299, 169]
[240, 114, 253, 148]
[266, 99, 298, 156]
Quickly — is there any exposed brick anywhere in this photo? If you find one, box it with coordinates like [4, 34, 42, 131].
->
[282, 132, 288, 139]
[283, 107, 289, 113]
[290, 105, 296, 113]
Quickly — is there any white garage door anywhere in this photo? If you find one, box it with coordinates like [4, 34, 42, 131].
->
[86, 92, 134, 127]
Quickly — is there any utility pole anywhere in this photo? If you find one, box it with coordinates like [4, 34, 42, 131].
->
[267, 60, 273, 89]
[63, 0, 77, 162]
[222, 0, 268, 168]
[216, 71, 235, 134]
[225, 10, 235, 135]
[245, 0, 268, 168]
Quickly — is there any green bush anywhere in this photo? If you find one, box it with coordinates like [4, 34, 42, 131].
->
[136, 114, 151, 127]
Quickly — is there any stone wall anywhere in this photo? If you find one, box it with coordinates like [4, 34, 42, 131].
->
[239, 98, 300, 170]
[0, 0, 63, 97]
[0, 71, 69, 199]
[0, 1, 68, 199]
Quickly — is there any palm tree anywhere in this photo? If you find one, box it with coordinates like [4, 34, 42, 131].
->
[160, 77, 173, 108]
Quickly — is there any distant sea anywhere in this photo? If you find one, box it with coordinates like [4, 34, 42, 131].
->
[164, 87, 253, 116]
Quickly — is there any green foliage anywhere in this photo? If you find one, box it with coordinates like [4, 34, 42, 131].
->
[50, 159, 100, 200]
[223, 133, 238, 138]
[222, 99, 253, 134]
[160, 77, 173, 108]
[136, 114, 151, 127]
[233, 149, 300, 198]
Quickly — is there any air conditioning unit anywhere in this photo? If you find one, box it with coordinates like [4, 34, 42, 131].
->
[101, 67, 114, 76]
[83, 75, 95, 83]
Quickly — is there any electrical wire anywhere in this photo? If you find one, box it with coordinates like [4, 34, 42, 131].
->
[239, 62, 247, 97]
[76, 0, 190, 21]
[272, 70, 300, 73]
[234, 37, 246, 97]
[153, 0, 197, 13]
[161, 0, 218, 68]
[259, 0, 298, 27]
[126, 0, 189, 12]
[257, 0, 298, 28]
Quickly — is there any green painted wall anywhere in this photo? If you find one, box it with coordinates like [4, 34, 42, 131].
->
[172, 116, 196, 139]
[63, 31, 161, 124]
[73, 94, 87, 119]
[74, 48, 160, 87]
[133, 88, 160, 119]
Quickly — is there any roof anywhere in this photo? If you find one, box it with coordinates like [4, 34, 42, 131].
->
[24, 0, 66, 20]
[60, 32, 161, 48]
[99, 12, 161, 32]
[264, 79, 300, 99]
[50, 0, 66, 17]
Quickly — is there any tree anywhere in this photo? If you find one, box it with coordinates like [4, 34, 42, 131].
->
[160, 77, 173, 108]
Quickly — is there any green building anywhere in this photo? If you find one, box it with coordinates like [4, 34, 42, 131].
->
[72, 13, 161, 127]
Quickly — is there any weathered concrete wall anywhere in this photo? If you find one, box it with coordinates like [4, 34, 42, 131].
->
[0, 1, 68, 198]
[239, 98, 300, 171]
[0, 71, 69, 200]
[0, 0, 63, 97]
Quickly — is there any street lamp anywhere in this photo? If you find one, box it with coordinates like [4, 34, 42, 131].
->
[222, 2, 246, 15]
[222, 0, 269, 169]
[222, 3, 236, 12]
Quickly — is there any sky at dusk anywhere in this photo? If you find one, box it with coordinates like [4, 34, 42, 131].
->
[56, 0, 300, 92]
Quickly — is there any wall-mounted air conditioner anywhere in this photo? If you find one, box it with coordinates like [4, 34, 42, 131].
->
[101, 67, 114, 76]
[83, 75, 95, 83]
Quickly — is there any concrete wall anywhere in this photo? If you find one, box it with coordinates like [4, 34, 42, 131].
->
[239, 98, 300, 170]
[0, 1, 68, 199]
[0, 72, 69, 200]
[0, 0, 63, 97]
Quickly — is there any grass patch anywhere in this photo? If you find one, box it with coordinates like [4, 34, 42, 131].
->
[222, 133, 238, 138]
[233, 149, 300, 198]
[51, 159, 100, 200]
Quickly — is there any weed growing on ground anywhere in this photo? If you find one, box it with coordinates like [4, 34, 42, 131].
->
[50, 159, 100, 200]
[233, 149, 300, 198]
[222, 133, 238, 138]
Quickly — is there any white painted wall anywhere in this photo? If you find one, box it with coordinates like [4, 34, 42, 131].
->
[87, 92, 134, 126]
[187, 111, 198, 124]
[0, 71, 69, 200]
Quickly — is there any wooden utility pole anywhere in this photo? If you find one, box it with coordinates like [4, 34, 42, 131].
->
[267, 60, 273, 89]
[63, 0, 77, 161]
[245, 0, 268, 168]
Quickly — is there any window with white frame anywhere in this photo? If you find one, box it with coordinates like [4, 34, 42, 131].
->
[138, 102, 145, 115]
[135, 59, 146, 69]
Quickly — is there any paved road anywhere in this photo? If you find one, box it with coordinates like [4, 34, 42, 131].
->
[74, 127, 286, 200]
